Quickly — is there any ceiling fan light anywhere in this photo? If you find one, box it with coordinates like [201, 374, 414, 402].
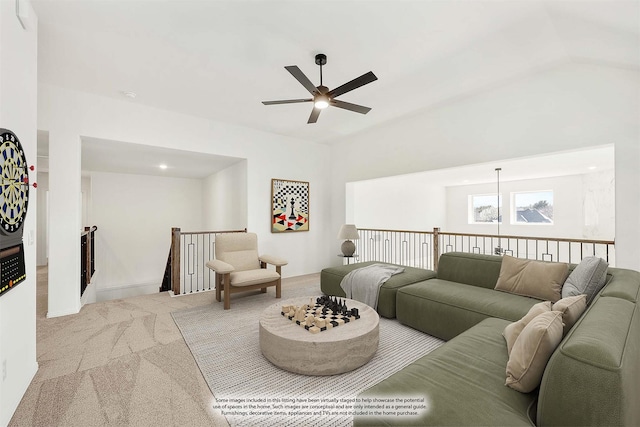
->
[314, 95, 329, 109]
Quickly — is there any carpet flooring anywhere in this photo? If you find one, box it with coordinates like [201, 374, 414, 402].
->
[172, 280, 444, 427]
[10, 266, 232, 427]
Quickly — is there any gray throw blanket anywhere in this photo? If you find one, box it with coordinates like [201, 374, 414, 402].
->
[340, 263, 405, 309]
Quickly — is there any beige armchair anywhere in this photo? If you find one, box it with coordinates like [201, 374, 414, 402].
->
[205, 232, 287, 309]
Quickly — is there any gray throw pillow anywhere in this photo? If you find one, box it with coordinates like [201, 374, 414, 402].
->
[562, 257, 608, 304]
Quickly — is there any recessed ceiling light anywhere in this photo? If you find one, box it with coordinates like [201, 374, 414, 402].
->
[159, 164, 168, 170]
[588, 166, 597, 170]
[122, 91, 137, 99]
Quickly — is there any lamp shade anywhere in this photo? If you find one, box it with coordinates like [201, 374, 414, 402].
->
[337, 224, 359, 240]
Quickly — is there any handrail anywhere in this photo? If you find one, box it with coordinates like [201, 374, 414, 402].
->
[438, 231, 614, 246]
[179, 229, 247, 236]
[81, 225, 98, 237]
[356, 227, 614, 246]
[355, 227, 615, 270]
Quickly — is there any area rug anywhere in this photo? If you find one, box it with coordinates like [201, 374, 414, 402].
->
[171, 283, 443, 427]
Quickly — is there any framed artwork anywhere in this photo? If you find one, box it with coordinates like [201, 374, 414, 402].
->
[271, 179, 309, 233]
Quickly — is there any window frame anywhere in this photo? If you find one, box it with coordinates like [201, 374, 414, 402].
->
[468, 193, 503, 225]
[511, 190, 554, 225]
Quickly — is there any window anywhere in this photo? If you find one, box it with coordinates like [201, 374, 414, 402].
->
[512, 191, 553, 224]
[469, 194, 502, 224]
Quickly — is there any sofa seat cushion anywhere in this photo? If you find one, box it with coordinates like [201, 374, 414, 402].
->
[320, 262, 435, 318]
[354, 317, 536, 426]
[229, 269, 280, 286]
[397, 279, 541, 340]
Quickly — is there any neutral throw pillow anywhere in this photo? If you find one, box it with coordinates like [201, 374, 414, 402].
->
[506, 311, 564, 393]
[495, 255, 569, 302]
[552, 294, 587, 336]
[503, 301, 553, 355]
[562, 256, 609, 304]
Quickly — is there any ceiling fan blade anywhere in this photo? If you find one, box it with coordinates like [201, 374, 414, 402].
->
[327, 71, 377, 98]
[307, 107, 321, 124]
[262, 98, 313, 105]
[285, 65, 318, 95]
[330, 99, 372, 114]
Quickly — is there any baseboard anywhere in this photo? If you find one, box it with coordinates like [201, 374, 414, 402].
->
[96, 281, 160, 302]
[46, 307, 81, 318]
[169, 287, 215, 298]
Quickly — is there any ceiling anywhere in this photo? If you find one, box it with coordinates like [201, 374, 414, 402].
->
[37, 131, 243, 179]
[32, 0, 639, 146]
[357, 144, 615, 188]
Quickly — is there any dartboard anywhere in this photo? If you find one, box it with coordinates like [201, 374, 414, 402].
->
[0, 129, 29, 235]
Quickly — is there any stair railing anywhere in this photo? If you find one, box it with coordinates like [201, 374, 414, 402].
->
[356, 227, 615, 271]
[80, 225, 98, 296]
[161, 227, 247, 295]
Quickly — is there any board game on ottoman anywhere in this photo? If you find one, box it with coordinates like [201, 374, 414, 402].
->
[320, 262, 436, 318]
[259, 297, 379, 375]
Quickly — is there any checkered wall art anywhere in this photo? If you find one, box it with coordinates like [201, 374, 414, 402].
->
[271, 179, 309, 232]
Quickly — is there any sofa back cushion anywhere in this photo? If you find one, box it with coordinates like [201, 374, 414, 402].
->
[436, 252, 503, 289]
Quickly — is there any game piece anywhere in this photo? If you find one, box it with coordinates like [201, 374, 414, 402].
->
[280, 297, 360, 333]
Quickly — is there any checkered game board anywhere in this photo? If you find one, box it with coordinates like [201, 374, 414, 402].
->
[281, 300, 360, 334]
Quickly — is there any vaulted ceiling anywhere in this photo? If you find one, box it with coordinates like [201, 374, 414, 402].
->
[32, 1, 640, 146]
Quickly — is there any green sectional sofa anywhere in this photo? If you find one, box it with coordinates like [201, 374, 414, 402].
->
[320, 261, 435, 318]
[353, 252, 640, 426]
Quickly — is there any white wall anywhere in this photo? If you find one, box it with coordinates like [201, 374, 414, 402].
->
[89, 172, 203, 293]
[203, 160, 247, 231]
[47, 128, 82, 317]
[581, 170, 616, 239]
[36, 172, 48, 266]
[0, 1, 39, 424]
[330, 63, 640, 269]
[615, 137, 640, 269]
[38, 83, 332, 310]
[445, 172, 615, 240]
[347, 175, 446, 231]
[36, 172, 91, 268]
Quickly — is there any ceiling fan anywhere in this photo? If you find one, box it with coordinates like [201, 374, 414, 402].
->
[262, 54, 378, 124]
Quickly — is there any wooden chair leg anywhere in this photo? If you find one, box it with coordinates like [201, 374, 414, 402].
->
[276, 266, 282, 299]
[223, 274, 231, 310]
[260, 262, 268, 293]
[215, 274, 222, 302]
